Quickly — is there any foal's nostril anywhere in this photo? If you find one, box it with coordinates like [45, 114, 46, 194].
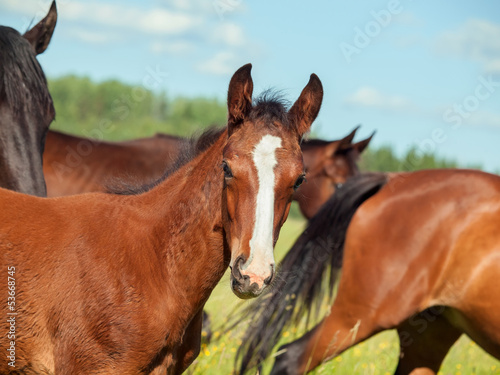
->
[231, 255, 246, 282]
[263, 275, 272, 286]
[264, 265, 275, 286]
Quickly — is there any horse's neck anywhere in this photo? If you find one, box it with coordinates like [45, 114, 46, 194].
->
[140, 130, 229, 316]
[0, 108, 47, 196]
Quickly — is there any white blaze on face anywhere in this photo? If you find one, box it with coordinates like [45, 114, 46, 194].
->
[243, 134, 283, 278]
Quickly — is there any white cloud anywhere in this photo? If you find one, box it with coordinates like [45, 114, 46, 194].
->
[63, 3, 201, 36]
[169, 0, 196, 12]
[1, 0, 54, 30]
[168, 0, 217, 13]
[211, 23, 245, 47]
[157, 0, 248, 17]
[196, 51, 237, 76]
[68, 28, 120, 44]
[463, 110, 500, 128]
[1, 0, 40, 16]
[345, 87, 417, 113]
[151, 40, 194, 55]
[484, 59, 500, 75]
[435, 18, 500, 74]
[1, 0, 201, 36]
[2, 0, 254, 74]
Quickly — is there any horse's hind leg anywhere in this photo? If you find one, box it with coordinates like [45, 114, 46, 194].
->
[270, 255, 438, 373]
[395, 309, 462, 375]
[270, 297, 385, 375]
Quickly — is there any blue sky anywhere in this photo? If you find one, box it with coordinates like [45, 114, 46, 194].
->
[1, 0, 500, 171]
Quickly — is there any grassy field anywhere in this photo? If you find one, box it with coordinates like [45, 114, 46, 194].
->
[188, 213, 500, 375]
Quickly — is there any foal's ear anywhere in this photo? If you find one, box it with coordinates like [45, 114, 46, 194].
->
[227, 63, 253, 136]
[23, 1, 57, 55]
[288, 74, 323, 140]
[352, 131, 375, 154]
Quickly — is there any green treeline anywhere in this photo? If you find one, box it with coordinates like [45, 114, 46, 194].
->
[48, 75, 228, 140]
[48, 75, 479, 173]
[358, 146, 473, 172]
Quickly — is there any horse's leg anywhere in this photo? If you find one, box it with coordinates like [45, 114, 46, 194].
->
[173, 310, 203, 375]
[271, 291, 386, 375]
[271, 229, 434, 373]
[395, 310, 462, 375]
[201, 310, 212, 344]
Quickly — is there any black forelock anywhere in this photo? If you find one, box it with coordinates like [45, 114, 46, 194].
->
[249, 90, 292, 130]
[301, 138, 331, 148]
[0, 26, 54, 121]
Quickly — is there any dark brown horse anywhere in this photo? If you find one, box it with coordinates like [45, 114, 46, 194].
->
[0, 1, 57, 196]
[236, 169, 500, 375]
[0, 64, 324, 374]
[42, 127, 371, 219]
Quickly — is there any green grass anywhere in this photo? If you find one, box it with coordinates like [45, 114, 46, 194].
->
[268, 332, 500, 375]
[187, 215, 500, 375]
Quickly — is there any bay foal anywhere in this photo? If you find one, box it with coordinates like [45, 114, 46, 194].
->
[0, 64, 323, 374]
[0, 1, 57, 196]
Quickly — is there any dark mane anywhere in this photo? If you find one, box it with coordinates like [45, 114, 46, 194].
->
[0, 26, 54, 120]
[301, 138, 331, 148]
[107, 127, 225, 195]
[249, 90, 291, 129]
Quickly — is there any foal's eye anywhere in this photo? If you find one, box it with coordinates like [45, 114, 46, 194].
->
[222, 161, 233, 179]
[293, 174, 306, 190]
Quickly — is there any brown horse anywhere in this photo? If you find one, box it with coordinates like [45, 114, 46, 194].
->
[0, 1, 56, 196]
[293, 128, 372, 219]
[43, 130, 188, 196]
[43, 128, 371, 219]
[0, 64, 323, 374]
[236, 169, 500, 375]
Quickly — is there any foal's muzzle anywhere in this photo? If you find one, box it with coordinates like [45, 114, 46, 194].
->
[230, 256, 274, 299]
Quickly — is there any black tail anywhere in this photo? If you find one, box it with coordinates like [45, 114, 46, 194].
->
[234, 172, 388, 374]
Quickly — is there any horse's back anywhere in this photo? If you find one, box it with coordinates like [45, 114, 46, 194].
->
[352, 169, 500, 231]
[343, 168, 500, 335]
[44, 130, 184, 196]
